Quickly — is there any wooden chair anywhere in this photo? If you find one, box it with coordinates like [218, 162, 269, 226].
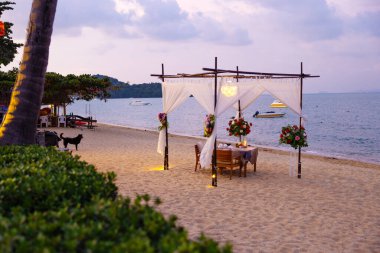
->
[194, 144, 201, 171]
[216, 149, 242, 180]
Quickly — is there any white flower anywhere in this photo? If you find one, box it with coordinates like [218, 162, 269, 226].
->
[240, 130, 243, 133]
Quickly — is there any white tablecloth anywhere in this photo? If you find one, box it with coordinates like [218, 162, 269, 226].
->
[219, 146, 258, 165]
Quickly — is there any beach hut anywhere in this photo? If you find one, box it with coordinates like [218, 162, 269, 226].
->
[152, 58, 319, 186]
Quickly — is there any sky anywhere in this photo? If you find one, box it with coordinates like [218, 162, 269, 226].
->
[2, 0, 380, 93]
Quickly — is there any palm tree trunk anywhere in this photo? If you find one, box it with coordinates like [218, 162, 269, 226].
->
[0, 0, 58, 145]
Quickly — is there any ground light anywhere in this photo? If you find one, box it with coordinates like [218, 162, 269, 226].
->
[148, 166, 166, 171]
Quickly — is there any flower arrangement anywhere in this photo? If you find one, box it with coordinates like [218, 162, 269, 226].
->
[227, 117, 252, 137]
[158, 113, 168, 131]
[204, 114, 215, 137]
[279, 124, 308, 149]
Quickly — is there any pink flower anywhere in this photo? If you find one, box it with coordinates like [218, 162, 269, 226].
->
[295, 136, 300, 141]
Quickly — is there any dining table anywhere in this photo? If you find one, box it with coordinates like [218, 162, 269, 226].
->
[217, 145, 259, 177]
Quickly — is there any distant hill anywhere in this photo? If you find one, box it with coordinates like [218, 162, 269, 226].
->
[93, 74, 162, 98]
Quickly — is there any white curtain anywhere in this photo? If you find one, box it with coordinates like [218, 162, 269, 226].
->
[197, 78, 253, 168]
[184, 79, 215, 168]
[157, 80, 191, 155]
[232, 79, 265, 111]
[157, 77, 302, 167]
[185, 80, 215, 113]
[259, 78, 302, 116]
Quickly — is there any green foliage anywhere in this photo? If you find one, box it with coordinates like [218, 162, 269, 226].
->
[0, 145, 117, 216]
[43, 73, 113, 104]
[0, 197, 232, 253]
[0, 1, 23, 67]
[0, 70, 113, 105]
[0, 67, 16, 104]
[0, 146, 232, 252]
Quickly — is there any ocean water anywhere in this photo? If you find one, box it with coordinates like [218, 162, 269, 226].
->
[67, 92, 380, 164]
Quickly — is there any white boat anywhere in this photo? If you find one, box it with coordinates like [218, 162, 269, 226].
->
[270, 99, 287, 108]
[253, 111, 285, 118]
[129, 100, 152, 106]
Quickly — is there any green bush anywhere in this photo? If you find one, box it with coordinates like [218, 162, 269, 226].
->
[0, 146, 232, 252]
[0, 196, 231, 253]
[0, 146, 117, 216]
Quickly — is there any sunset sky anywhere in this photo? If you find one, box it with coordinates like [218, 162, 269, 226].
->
[3, 0, 380, 93]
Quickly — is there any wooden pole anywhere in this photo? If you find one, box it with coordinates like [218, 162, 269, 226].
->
[162, 63, 169, 170]
[237, 66, 242, 142]
[212, 57, 218, 187]
[298, 62, 304, 178]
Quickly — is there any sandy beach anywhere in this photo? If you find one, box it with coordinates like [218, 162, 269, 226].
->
[55, 124, 380, 252]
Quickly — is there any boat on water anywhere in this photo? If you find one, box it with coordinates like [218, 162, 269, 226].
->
[270, 99, 287, 108]
[253, 111, 286, 118]
[129, 100, 152, 106]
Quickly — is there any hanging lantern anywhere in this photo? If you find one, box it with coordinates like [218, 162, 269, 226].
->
[0, 21, 5, 37]
[221, 80, 237, 97]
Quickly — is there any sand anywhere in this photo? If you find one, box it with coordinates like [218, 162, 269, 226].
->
[55, 124, 380, 252]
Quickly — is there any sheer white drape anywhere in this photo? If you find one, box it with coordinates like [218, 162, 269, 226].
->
[232, 78, 302, 116]
[157, 80, 190, 155]
[232, 79, 265, 111]
[198, 78, 254, 168]
[183, 79, 216, 168]
[157, 77, 302, 167]
[259, 78, 302, 116]
[185, 80, 215, 113]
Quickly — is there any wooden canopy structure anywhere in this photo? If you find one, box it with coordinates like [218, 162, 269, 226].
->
[151, 57, 319, 187]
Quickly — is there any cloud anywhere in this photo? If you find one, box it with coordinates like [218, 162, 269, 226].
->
[54, 0, 128, 36]
[352, 11, 380, 37]
[126, 0, 198, 40]
[255, 0, 344, 41]
[192, 13, 252, 45]
[113, 0, 253, 44]
[8, 0, 253, 45]
[326, 0, 380, 17]
[6, 0, 127, 38]
[114, 0, 145, 20]
[52, 0, 199, 40]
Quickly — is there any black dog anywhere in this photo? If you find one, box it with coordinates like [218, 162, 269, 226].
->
[60, 133, 83, 150]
